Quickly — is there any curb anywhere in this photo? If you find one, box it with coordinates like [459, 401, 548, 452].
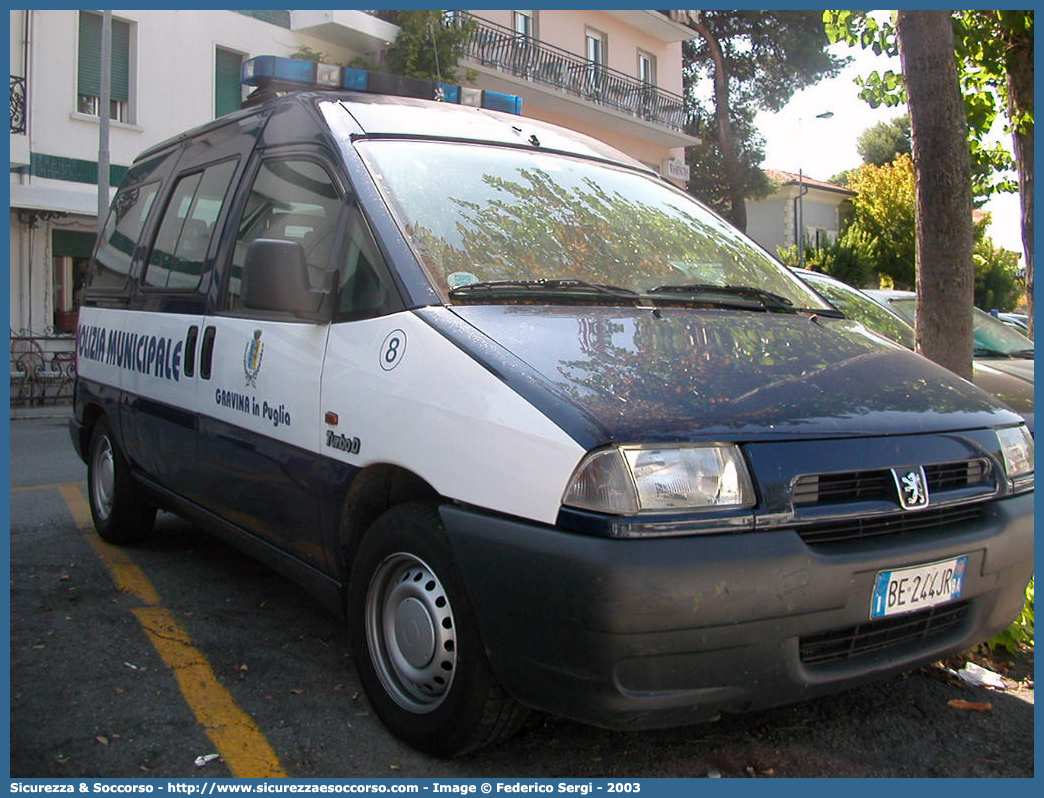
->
[10, 405, 73, 421]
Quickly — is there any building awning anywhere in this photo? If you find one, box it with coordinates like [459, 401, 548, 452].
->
[9, 177, 114, 217]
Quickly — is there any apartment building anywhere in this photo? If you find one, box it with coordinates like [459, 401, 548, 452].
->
[9, 9, 697, 361]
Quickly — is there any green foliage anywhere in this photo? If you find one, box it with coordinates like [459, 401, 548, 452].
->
[844, 154, 917, 288]
[817, 229, 878, 287]
[289, 45, 327, 63]
[857, 114, 911, 166]
[823, 9, 1029, 202]
[686, 136, 773, 216]
[986, 576, 1034, 653]
[681, 11, 848, 210]
[808, 154, 1021, 298]
[381, 10, 477, 84]
[779, 229, 878, 288]
[973, 232, 1024, 310]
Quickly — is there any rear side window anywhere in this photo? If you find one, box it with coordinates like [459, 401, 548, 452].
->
[227, 158, 342, 308]
[144, 159, 237, 290]
[91, 181, 160, 290]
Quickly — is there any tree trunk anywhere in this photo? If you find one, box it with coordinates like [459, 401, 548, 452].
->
[897, 10, 974, 380]
[1005, 21, 1033, 338]
[690, 15, 747, 232]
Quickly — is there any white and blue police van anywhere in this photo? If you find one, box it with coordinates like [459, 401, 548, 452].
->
[71, 55, 1034, 757]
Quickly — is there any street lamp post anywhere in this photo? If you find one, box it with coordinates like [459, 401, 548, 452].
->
[796, 111, 834, 269]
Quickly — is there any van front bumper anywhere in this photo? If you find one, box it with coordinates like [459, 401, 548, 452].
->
[441, 495, 1033, 730]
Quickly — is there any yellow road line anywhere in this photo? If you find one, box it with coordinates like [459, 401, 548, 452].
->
[58, 483, 288, 778]
[12, 480, 87, 493]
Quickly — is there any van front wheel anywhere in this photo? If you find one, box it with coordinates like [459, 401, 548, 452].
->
[87, 417, 156, 543]
[348, 502, 527, 757]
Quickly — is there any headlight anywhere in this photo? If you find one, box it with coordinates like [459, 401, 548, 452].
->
[562, 444, 756, 514]
[997, 425, 1034, 491]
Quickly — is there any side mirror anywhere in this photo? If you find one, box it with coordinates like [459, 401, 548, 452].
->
[241, 238, 333, 321]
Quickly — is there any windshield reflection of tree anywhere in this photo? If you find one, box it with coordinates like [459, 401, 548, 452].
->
[410, 166, 798, 299]
[536, 311, 1002, 431]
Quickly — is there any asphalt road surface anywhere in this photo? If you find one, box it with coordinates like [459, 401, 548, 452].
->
[8, 414, 1034, 779]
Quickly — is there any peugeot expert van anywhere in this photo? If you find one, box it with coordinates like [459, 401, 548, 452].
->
[71, 56, 1034, 757]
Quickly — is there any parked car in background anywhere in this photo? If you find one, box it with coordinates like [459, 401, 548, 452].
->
[795, 271, 1033, 434]
[996, 311, 1031, 336]
[865, 289, 1035, 385]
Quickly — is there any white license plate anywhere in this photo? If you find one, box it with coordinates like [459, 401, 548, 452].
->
[870, 556, 968, 619]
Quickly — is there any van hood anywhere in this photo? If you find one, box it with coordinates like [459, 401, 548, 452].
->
[435, 306, 1021, 447]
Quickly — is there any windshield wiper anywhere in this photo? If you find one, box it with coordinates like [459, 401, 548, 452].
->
[646, 283, 833, 314]
[448, 279, 642, 303]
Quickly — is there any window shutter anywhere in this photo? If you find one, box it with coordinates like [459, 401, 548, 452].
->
[77, 12, 102, 97]
[52, 230, 98, 259]
[78, 11, 129, 102]
[110, 18, 130, 103]
[214, 49, 243, 117]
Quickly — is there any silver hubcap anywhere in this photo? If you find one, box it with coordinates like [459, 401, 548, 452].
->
[91, 435, 116, 522]
[365, 552, 457, 713]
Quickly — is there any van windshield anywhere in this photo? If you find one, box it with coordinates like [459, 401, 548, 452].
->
[357, 140, 830, 312]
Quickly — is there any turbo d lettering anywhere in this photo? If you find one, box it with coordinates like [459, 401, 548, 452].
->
[77, 323, 183, 382]
[325, 431, 361, 454]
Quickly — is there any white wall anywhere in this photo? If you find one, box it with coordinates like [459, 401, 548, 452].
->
[23, 10, 356, 168]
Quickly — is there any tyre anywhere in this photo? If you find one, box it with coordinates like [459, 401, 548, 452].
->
[348, 502, 527, 757]
[87, 417, 156, 543]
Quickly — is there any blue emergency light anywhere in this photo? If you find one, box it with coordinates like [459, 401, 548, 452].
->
[241, 55, 523, 115]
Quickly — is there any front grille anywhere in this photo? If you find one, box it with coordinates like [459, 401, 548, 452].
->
[793, 459, 990, 506]
[926, 459, 987, 492]
[795, 503, 986, 547]
[800, 601, 970, 665]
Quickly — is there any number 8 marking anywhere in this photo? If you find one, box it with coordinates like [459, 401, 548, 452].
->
[380, 329, 407, 371]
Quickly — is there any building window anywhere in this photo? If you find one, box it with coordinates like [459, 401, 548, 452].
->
[215, 48, 245, 118]
[585, 28, 607, 66]
[77, 11, 132, 123]
[638, 51, 656, 85]
[514, 10, 535, 39]
[585, 28, 607, 93]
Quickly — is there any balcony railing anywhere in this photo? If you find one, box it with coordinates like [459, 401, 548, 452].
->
[11, 75, 26, 134]
[454, 13, 695, 135]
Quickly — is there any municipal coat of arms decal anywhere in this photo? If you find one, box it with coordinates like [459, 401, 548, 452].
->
[244, 329, 264, 387]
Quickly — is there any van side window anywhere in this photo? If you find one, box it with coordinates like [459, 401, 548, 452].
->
[91, 181, 160, 290]
[338, 208, 389, 318]
[144, 159, 237, 290]
[227, 158, 342, 309]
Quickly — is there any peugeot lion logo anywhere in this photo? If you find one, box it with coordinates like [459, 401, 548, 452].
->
[892, 466, 929, 509]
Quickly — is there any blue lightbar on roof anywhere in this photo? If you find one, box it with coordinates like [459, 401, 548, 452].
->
[241, 55, 523, 115]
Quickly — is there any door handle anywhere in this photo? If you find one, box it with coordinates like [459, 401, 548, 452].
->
[200, 326, 217, 380]
[184, 325, 199, 377]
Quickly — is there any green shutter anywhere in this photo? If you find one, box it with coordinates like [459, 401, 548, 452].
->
[78, 12, 101, 97]
[215, 49, 243, 117]
[110, 18, 130, 103]
[52, 230, 98, 259]
[78, 11, 129, 103]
